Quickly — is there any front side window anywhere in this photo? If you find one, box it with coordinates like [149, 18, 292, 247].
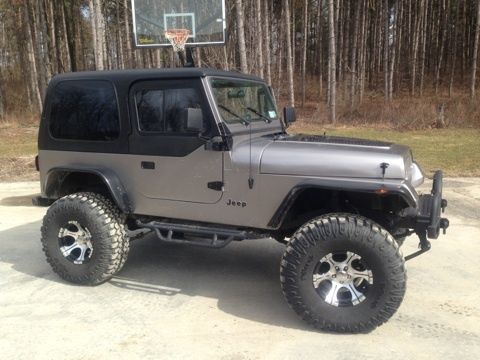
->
[135, 87, 207, 134]
[210, 78, 278, 125]
[49, 80, 120, 141]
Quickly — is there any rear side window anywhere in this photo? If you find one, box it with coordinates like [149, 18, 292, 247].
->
[49, 80, 120, 141]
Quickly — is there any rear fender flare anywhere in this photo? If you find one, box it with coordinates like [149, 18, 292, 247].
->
[44, 167, 132, 214]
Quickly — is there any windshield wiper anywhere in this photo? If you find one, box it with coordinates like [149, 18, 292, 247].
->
[217, 104, 250, 126]
[245, 107, 272, 123]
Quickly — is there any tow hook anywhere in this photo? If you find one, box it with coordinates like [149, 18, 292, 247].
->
[405, 232, 431, 261]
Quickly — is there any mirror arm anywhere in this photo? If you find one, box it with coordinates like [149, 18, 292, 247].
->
[204, 135, 232, 151]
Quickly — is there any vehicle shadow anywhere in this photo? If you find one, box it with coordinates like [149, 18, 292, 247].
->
[0, 194, 39, 206]
[0, 220, 309, 331]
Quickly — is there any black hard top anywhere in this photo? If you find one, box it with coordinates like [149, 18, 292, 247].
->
[52, 67, 264, 83]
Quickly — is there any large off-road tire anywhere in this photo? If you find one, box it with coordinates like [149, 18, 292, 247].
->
[41, 192, 129, 285]
[280, 213, 406, 333]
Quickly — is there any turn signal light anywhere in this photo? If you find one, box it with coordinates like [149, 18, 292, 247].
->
[375, 187, 389, 195]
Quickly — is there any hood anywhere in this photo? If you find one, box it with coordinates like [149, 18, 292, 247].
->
[259, 134, 413, 180]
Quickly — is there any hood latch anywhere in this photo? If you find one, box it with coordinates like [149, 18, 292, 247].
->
[380, 162, 390, 179]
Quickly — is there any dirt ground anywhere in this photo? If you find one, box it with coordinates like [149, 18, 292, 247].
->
[0, 179, 479, 359]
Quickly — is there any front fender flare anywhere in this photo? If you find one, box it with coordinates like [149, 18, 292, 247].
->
[267, 179, 418, 229]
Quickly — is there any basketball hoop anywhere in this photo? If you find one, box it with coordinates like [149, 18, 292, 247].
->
[164, 29, 190, 53]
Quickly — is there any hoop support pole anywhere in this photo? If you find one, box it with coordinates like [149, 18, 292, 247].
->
[177, 47, 195, 68]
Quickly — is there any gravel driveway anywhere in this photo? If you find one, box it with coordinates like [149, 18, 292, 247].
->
[0, 179, 479, 359]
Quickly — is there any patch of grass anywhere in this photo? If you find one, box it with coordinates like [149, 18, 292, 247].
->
[290, 123, 480, 177]
[0, 126, 38, 157]
[0, 126, 38, 182]
[0, 157, 38, 182]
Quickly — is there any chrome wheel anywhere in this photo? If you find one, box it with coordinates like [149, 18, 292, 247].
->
[313, 251, 373, 307]
[58, 221, 93, 265]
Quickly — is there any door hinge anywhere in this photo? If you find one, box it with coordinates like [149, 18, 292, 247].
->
[207, 181, 224, 191]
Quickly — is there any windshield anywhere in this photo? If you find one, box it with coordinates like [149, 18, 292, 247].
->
[210, 78, 278, 125]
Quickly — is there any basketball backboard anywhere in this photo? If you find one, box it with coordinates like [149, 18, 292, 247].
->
[132, 0, 226, 48]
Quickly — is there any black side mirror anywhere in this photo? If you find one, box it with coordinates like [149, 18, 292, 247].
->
[182, 108, 204, 133]
[283, 106, 296, 125]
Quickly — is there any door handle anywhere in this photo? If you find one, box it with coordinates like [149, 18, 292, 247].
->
[207, 181, 224, 191]
[141, 161, 155, 170]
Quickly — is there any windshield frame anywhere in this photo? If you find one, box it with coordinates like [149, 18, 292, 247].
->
[206, 76, 283, 133]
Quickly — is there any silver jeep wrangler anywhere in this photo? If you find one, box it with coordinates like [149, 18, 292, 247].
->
[35, 68, 449, 333]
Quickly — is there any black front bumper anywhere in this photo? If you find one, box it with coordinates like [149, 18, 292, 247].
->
[400, 170, 449, 238]
[398, 171, 449, 260]
[416, 171, 449, 239]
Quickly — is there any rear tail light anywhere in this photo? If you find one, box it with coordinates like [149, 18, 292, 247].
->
[35, 155, 39, 171]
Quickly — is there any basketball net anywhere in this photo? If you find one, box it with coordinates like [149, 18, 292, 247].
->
[164, 29, 190, 53]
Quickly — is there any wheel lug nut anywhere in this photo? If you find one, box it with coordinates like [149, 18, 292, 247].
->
[344, 266, 348, 271]
[335, 266, 339, 271]
[332, 274, 336, 278]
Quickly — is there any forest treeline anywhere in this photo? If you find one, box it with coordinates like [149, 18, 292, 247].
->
[0, 0, 480, 127]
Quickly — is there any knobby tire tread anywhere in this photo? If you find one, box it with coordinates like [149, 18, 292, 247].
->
[41, 192, 129, 285]
[280, 213, 406, 333]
